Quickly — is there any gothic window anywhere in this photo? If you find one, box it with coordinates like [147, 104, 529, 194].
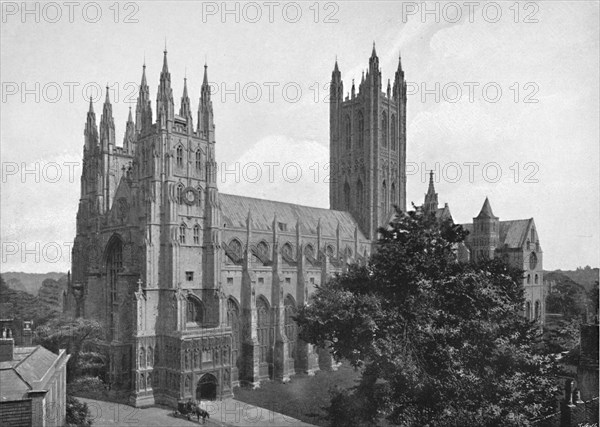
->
[195, 150, 202, 172]
[106, 237, 123, 339]
[526, 240, 530, 250]
[304, 244, 314, 259]
[381, 180, 388, 212]
[257, 241, 269, 259]
[357, 111, 364, 148]
[187, 296, 203, 324]
[391, 114, 397, 151]
[282, 242, 294, 259]
[534, 274, 539, 284]
[256, 296, 270, 364]
[227, 298, 240, 368]
[176, 145, 183, 167]
[527, 274, 531, 284]
[325, 245, 335, 259]
[534, 300, 540, 320]
[344, 115, 351, 150]
[356, 179, 364, 215]
[176, 184, 184, 204]
[345, 247, 353, 258]
[284, 295, 297, 359]
[179, 224, 186, 244]
[344, 181, 351, 210]
[391, 182, 397, 206]
[381, 112, 388, 148]
[229, 239, 242, 260]
[139, 347, 146, 368]
[529, 252, 538, 270]
[193, 224, 200, 244]
[525, 301, 531, 320]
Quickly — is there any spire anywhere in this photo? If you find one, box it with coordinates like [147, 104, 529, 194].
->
[136, 62, 152, 134]
[162, 43, 169, 73]
[84, 97, 98, 152]
[334, 58, 339, 72]
[477, 197, 496, 218]
[198, 62, 214, 137]
[371, 41, 377, 57]
[180, 77, 193, 125]
[423, 170, 438, 216]
[99, 86, 115, 150]
[123, 106, 135, 152]
[203, 63, 209, 85]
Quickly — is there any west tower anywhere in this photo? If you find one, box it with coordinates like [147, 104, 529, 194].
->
[329, 44, 407, 239]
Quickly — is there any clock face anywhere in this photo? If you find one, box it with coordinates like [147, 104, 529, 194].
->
[183, 187, 197, 205]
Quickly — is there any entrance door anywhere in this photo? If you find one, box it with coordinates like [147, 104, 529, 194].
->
[196, 374, 218, 401]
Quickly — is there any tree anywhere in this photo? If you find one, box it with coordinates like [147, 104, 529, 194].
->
[65, 395, 93, 427]
[35, 315, 105, 381]
[295, 208, 562, 426]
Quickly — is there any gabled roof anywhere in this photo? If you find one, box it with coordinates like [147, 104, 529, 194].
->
[219, 193, 366, 240]
[0, 345, 60, 401]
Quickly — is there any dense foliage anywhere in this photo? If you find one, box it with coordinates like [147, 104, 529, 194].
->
[0, 275, 59, 325]
[65, 395, 93, 426]
[35, 316, 105, 381]
[296, 208, 562, 426]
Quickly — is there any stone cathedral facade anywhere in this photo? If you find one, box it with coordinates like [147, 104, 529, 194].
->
[65, 45, 407, 407]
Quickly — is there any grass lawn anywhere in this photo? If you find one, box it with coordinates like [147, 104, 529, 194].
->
[233, 363, 363, 426]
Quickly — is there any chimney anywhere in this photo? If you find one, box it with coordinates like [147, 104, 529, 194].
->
[0, 335, 14, 362]
[22, 320, 33, 346]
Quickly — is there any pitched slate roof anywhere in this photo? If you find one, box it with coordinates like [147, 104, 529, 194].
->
[461, 219, 532, 249]
[219, 193, 366, 240]
[476, 197, 497, 218]
[0, 345, 59, 401]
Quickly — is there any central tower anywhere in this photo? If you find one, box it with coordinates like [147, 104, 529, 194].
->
[329, 44, 407, 239]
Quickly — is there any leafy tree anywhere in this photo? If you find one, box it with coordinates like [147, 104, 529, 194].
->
[0, 275, 59, 326]
[295, 208, 562, 426]
[35, 315, 105, 381]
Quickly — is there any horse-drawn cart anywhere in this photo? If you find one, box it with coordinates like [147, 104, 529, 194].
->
[173, 400, 210, 424]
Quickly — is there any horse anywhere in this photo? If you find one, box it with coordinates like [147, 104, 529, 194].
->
[192, 405, 210, 424]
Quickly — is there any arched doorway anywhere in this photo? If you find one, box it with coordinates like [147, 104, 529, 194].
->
[196, 374, 218, 401]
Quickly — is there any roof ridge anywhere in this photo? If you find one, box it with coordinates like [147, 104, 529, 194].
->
[220, 192, 352, 215]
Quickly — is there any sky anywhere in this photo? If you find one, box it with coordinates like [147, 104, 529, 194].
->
[1, 1, 598, 273]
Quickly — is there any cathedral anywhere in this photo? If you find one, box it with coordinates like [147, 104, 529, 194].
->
[65, 44, 543, 408]
[65, 44, 407, 407]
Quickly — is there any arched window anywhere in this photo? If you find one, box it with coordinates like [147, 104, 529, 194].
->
[176, 145, 183, 167]
[195, 150, 202, 172]
[282, 242, 294, 260]
[529, 252, 538, 270]
[526, 240, 530, 250]
[391, 114, 397, 151]
[344, 115, 351, 150]
[356, 180, 364, 213]
[176, 184, 184, 204]
[257, 241, 269, 259]
[147, 347, 153, 367]
[229, 239, 242, 259]
[284, 296, 297, 359]
[391, 182, 397, 207]
[304, 244, 315, 259]
[187, 296, 203, 324]
[381, 112, 388, 148]
[534, 274, 539, 284]
[193, 224, 200, 244]
[227, 298, 240, 368]
[139, 347, 146, 368]
[525, 301, 532, 320]
[534, 300, 540, 320]
[526, 274, 531, 284]
[357, 111, 364, 148]
[344, 181, 351, 210]
[381, 180, 388, 212]
[179, 224, 186, 244]
[344, 247, 353, 258]
[325, 245, 335, 259]
[106, 236, 123, 338]
[256, 297, 271, 364]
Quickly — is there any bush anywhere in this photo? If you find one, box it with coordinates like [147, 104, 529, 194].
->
[66, 395, 92, 426]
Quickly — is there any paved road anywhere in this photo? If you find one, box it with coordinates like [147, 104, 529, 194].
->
[79, 397, 315, 427]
